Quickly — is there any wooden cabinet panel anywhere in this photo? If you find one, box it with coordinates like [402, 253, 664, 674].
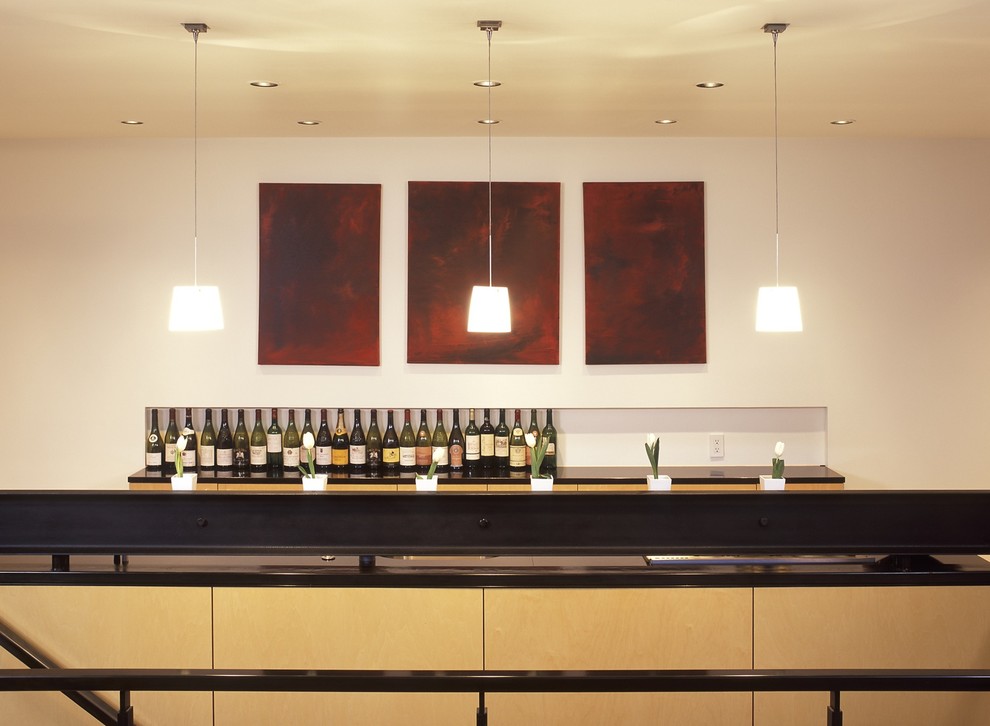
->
[212, 587, 483, 726]
[0, 586, 213, 725]
[485, 588, 752, 725]
[755, 586, 990, 726]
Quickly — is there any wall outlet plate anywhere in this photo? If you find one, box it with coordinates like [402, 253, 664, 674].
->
[709, 433, 725, 459]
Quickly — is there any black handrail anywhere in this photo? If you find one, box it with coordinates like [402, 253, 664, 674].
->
[0, 666, 988, 692]
[0, 619, 124, 725]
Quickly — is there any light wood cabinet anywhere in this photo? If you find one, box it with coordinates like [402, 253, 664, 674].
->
[754, 586, 990, 725]
[484, 588, 753, 725]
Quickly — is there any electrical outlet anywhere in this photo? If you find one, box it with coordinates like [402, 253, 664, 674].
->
[709, 433, 725, 459]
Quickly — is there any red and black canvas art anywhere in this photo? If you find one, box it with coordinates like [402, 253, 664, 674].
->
[583, 182, 706, 364]
[258, 182, 381, 366]
[407, 181, 560, 365]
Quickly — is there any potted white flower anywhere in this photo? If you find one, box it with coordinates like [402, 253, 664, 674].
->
[645, 433, 672, 491]
[415, 448, 443, 491]
[759, 441, 786, 490]
[298, 432, 327, 491]
[526, 432, 553, 491]
[171, 433, 197, 490]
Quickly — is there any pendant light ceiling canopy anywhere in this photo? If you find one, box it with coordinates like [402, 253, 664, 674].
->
[467, 20, 511, 334]
[755, 22, 802, 333]
[169, 22, 224, 332]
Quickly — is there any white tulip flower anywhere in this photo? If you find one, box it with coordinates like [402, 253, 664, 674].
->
[525, 432, 537, 448]
[774, 441, 785, 457]
[302, 431, 316, 450]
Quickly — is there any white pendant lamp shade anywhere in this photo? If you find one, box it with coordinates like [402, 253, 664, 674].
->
[755, 23, 801, 334]
[169, 285, 224, 331]
[468, 285, 511, 333]
[756, 285, 802, 332]
[169, 23, 223, 332]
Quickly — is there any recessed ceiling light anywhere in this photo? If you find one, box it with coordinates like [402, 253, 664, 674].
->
[478, 119, 500, 125]
[297, 120, 320, 126]
[696, 81, 724, 89]
[120, 120, 144, 125]
[473, 80, 501, 88]
[830, 119, 856, 126]
[250, 81, 279, 88]
[655, 119, 677, 125]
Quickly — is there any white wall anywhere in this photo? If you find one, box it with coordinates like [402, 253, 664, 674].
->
[1, 136, 988, 490]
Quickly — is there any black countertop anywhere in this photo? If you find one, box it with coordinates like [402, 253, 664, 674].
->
[128, 465, 844, 485]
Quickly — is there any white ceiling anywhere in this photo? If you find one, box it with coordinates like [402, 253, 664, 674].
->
[3, 0, 989, 139]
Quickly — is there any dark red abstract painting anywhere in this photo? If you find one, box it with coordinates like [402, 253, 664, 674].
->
[407, 181, 560, 364]
[584, 182, 706, 364]
[258, 183, 381, 366]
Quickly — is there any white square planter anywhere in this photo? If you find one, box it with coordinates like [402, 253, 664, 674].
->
[302, 474, 328, 491]
[531, 476, 553, 491]
[415, 476, 438, 492]
[171, 473, 197, 491]
[647, 475, 672, 491]
[759, 475, 786, 491]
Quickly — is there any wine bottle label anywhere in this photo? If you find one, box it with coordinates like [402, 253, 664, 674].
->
[494, 436, 509, 457]
[216, 448, 233, 467]
[466, 435, 481, 458]
[148, 433, 159, 444]
[145, 451, 162, 467]
[509, 445, 526, 468]
[383, 447, 400, 464]
[449, 443, 464, 468]
[283, 447, 300, 468]
[415, 446, 431, 467]
[200, 445, 215, 468]
[250, 446, 266, 466]
[331, 448, 348, 466]
[545, 443, 556, 456]
[233, 449, 247, 467]
[349, 445, 367, 465]
[481, 435, 495, 457]
[165, 443, 177, 462]
[367, 448, 381, 465]
[399, 446, 416, 466]
[267, 434, 282, 453]
[315, 446, 332, 466]
[432, 445, 449, 466]
[181, 449, 196, 467]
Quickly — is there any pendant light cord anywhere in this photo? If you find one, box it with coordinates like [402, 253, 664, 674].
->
[192, 27, 200, 287]
[772, 28, 780, 288]
[486, 27, 494, 288]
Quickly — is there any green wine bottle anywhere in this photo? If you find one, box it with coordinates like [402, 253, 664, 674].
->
[494, 408, 510, 472]
[250, 409, 267, 472]
[366, 409, 382, 474]
[232, 409, 249, 473]
[331, 409, 349, 471]
[283, 409, 300, 470]
[146, 409, 163, 472]
[541, 408, 558, 476]
[382, 410, 400, 473]
[349, 408, 367, 474]
[448, 409, 465, 472]
[479, 408, 495, 472]
[215, 409, 233, 471]
[509, 408, 527, 472]
[464, 408, 480, 473]
[315, 409, 332, 473]
[415, 409, 432, 473]
[266, 408, 283, 472]
[399, 409, 416, 472]
[200, 408, 216, 470]
[432, 408, 449, 473]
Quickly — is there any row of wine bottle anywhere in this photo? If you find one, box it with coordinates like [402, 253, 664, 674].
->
[146, 407, 558, 476]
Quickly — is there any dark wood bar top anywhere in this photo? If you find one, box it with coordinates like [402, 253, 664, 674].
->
[127, 465, 843, 486]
